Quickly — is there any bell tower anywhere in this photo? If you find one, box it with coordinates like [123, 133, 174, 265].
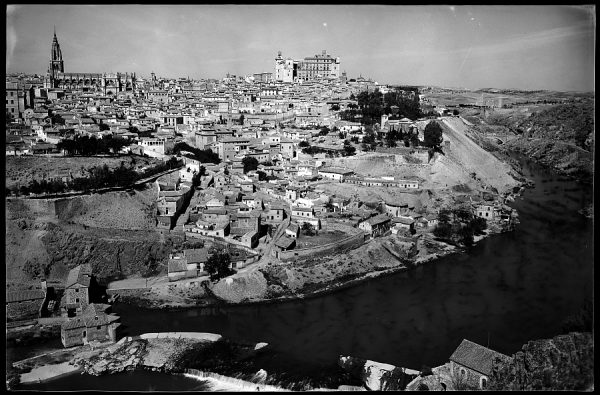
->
[49, 26, 64, 81]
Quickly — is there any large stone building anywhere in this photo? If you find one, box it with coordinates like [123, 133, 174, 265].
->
[275, 50, 340, 83]
[43, 28, 137, 94]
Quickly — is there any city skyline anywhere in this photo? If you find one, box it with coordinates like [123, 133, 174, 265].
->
[6, 4, 596, 92]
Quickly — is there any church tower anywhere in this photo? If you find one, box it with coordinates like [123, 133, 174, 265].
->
[47, 27, 64, 87]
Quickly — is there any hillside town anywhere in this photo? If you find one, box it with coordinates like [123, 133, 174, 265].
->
[8, 8, 592, 391]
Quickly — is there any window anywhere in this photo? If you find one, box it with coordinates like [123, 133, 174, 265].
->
[460, 368, 467, 377]
[480, 377, 487, 389]
[97, 326, 101, 330]
[75, 298, 79, 303]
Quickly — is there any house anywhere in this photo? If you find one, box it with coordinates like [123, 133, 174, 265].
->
[392, 216, 415, 233]
[264, 203, 286, 223]
[183, 248, 210, 276]
[168, 255, 188, 282]
[62, 264, 93, 317]
[6, 289, 47, 322]
[273, 235, 296, 255]
[241, 230, 259, 248]
[358, 214, 391, 237]
[60, 303, 120, 348]
[291, 206, 321, 229]
[285, 222, 300, 238]
[476, 204, 495, 220]
[449, 339, 512, 390]
[318, 167, 354, 182]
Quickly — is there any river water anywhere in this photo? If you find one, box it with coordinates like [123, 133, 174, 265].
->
[17, 156, 594, 390]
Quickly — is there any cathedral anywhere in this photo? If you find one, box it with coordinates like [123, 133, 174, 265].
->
[44, 28, 137, 94]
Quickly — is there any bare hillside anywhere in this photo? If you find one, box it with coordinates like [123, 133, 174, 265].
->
[438, 117, 520, 193]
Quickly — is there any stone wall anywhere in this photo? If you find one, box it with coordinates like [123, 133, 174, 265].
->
[279, 231, 365, 261]
[106, 287, 149, 297]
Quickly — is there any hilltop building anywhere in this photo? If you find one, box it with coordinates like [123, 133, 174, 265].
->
[275, 50, 340, 83]
[43, 28, 137, 94]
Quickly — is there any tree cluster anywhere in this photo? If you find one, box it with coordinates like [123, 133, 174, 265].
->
[340, 87, 422, 125]
[361, 126, 378, 151]
[423, 121, 444, 148]
[432, 207, 487, 247]
[205, 248, 233, 281]
[242, 156, 259, 173]
[57, 135, 130, 156]
[18, 157, 182, 196]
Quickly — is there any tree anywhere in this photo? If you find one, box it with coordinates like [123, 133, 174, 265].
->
[338, 131, 345, 140]
[423, 121, 444, 148]
[256, 170, 267, 181]
[205, 249, 233, 281]
[301, 222, 315, 236]
[386, 129, 398, 147]
[470, 216, 487, 235]
[242, 156, 259, 174]
[298, 140, 310, 148]
[343, 140, 356, 156]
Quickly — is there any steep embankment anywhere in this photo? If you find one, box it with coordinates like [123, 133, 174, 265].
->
[437, 117, 521, 194]
[5, 186, 172, 285]
[489, 103, 594, 182]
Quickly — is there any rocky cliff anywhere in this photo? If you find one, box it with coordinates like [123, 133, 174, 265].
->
[489, 331, 594, 391]
[486, 103, 594, 183]
[6, 188, 173, 285]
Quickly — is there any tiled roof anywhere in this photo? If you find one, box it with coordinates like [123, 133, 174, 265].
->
[449, 339, 510, 376]
[66, 264, 92, 288]
[168, 257, 188, 273]
[366, 214, 391, 226]
[184, 248, 209, 263]
[275, 236, 296, 249]
[6, 289, 46, 303]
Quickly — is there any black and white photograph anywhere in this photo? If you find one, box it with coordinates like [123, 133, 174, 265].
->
[5, 4, 594, 391]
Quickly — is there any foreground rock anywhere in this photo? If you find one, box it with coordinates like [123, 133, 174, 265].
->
[74, 334, 221, 376]
[488, 331, 594, 391]
[338, 356, 420, 391]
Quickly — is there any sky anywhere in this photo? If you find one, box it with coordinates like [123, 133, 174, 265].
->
[6, 5, 596, 91]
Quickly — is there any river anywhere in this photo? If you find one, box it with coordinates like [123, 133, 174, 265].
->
[17, 156, 594, 390]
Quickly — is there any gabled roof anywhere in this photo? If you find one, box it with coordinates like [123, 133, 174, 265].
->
[365, 214, 391, 226]
[275, 236, 296, 249]
[184, 248, 210, 263]
[449, 339, 511, 376]
[6, 289, 46, 303]
[66, 264, 93, 288]
[168, 257, 188, 273]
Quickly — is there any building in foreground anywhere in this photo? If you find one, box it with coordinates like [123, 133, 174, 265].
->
[449, 339, 511, 390]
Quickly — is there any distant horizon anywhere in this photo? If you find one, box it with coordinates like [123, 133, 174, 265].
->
[7, 5, 595, 92]
[6, 69, 594, 94]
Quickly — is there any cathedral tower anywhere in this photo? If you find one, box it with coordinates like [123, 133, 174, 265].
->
[48, 27, 64, 81]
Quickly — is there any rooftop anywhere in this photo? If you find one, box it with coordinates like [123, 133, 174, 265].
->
[449, 339, 511, 376]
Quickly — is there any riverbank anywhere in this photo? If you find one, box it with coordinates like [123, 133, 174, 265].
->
[114, 230, 494, 310]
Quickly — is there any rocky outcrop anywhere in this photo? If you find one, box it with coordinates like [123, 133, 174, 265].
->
[40, 223, 171, 281]
[489, 332, 594, 391]
[504, 138, 593, 182]
[75, 336, 215, 376]
[338, 356, 420, 391]
[210, 270, 269, 303]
